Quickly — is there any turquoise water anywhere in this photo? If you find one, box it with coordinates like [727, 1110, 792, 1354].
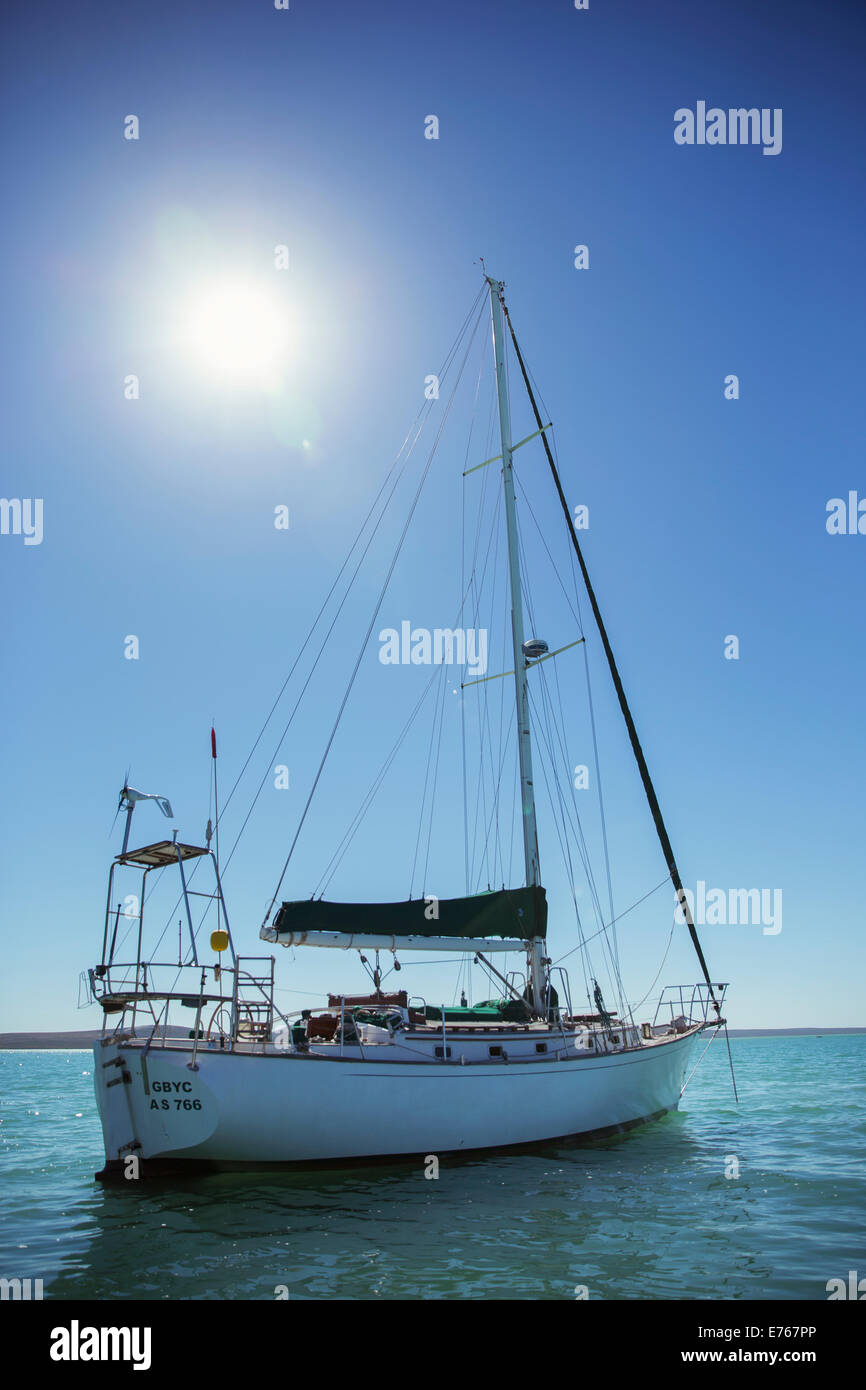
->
[1, 1035, 864, 1300]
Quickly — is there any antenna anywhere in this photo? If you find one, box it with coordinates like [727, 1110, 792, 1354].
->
[211, 727, 220, 935]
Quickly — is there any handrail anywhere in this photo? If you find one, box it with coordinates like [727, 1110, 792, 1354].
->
[653, 982, 728, 1028]
[93, 952, 288, 1057]
[547, 966, 573, 1020]
[188, 968, 206, 1070]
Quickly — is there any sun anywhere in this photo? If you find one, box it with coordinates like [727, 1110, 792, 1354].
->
[176, 276, 293, 388]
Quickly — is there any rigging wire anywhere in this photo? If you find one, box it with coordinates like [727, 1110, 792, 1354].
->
[516, 519, 614, 954]
[459, 342, 490, 895]
[410, 655, 449, 895]
[261, 292, 489, 924]
[420, 661, 449, 896]
[512, 455, 623, 994]
[315, 656, 443, 896]
[148, 285, 488, 964]
[550, 874, 671, 967]
[502, 300, 720, 1013]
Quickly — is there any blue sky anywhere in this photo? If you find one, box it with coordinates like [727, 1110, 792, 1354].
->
[2, 0, 864, 1032]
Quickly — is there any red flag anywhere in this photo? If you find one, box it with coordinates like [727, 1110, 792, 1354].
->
[211, 727, 217, 759]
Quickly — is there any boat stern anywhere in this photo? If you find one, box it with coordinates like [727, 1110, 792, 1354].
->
[93, 1036, 219, 1179]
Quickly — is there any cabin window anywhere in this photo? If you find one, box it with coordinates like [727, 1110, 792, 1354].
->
[434, 1045, 452, 1058]
[535, 1043, 547, 1054]
[488, 1045, 503, 1057]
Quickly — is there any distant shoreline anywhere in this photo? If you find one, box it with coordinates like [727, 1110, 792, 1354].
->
[1, 1025, 864, 1050]
[726, 1027, 866, 1038]
[0, 1027, 190, 1050]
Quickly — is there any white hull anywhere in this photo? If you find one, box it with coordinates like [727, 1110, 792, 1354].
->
[93, 1028, 700, 1175]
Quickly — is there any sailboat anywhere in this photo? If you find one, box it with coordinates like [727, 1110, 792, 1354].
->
[90, 276, 729, 1177]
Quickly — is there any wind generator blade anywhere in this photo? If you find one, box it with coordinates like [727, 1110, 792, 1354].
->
[107, 771, 128, 836]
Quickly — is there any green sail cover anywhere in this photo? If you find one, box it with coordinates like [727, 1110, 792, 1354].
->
[272, 886, 547, 941]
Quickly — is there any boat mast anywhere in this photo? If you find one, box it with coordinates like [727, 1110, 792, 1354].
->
[501, 301, 721, 1017]
[487, 276, 546, 1017]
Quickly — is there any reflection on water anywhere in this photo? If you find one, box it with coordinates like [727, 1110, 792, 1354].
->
[1, 1038, 864, 1299]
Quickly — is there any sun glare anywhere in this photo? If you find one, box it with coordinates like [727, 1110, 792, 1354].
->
[176, 276, 292, 388]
